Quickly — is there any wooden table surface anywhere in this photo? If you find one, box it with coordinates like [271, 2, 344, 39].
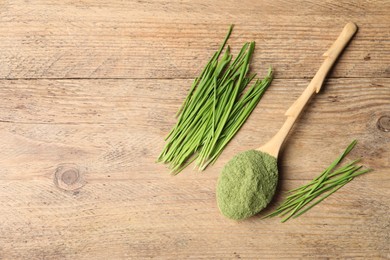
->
[0, 1, 389, 259]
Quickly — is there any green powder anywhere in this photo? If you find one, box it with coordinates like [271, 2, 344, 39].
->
[216, 150, 278, 220]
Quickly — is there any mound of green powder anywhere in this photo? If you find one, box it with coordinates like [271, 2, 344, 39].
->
[216, 150, 278, 220]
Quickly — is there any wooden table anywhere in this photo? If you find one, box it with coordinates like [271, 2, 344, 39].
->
[0, 1, 389, 259]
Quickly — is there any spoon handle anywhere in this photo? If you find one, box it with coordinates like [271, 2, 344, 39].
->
[259, 23, 358, 157]
[286, 22, 358, 117]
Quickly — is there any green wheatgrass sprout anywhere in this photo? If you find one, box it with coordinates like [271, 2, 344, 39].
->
[264, 140, 372, 222]
[158, 25, 273, 174]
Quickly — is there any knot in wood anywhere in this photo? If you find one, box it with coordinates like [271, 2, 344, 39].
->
[54, 164, 86, 191]
[377, 115, 390, 132]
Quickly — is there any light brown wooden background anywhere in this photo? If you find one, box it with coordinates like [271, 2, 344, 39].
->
[0, 0, 389, 259]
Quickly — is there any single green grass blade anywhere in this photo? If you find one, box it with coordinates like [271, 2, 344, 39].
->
[215, 25, 233, 59]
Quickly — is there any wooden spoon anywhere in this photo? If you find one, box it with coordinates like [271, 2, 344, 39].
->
[216, 23, 358, 220]
[259, 22, 358, 157]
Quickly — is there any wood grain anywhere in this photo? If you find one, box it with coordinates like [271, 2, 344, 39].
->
[0, 0, 389, 259]
[0, 0, 389, 79]
[0, 78, 389, 259]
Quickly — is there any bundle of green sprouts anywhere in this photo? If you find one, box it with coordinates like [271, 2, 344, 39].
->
[264, 140, 371, 222]
[158, 25, 273, 174]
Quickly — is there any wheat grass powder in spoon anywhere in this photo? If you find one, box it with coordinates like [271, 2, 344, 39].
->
[216, 150, 278, 220]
